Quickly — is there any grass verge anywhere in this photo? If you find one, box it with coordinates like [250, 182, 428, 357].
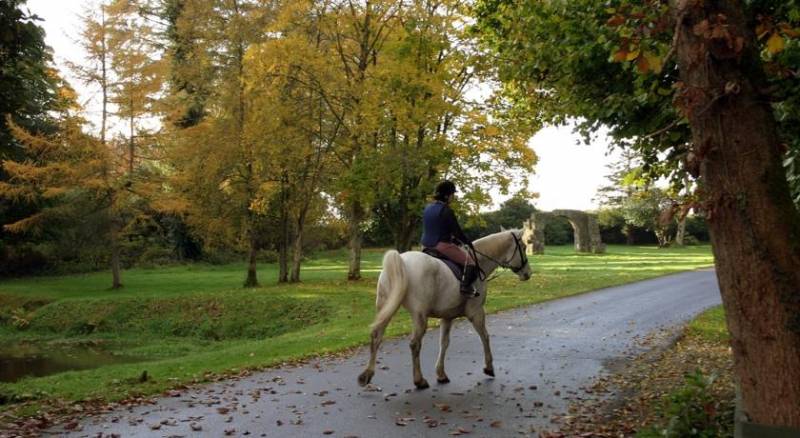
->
[0, 244, 714, 428]
[561, 305, 733, 436]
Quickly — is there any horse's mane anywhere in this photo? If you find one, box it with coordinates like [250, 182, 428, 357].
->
[473, 229, 522, 253]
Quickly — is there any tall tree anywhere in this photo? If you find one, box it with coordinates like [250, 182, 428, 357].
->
[0, 0, 66, 257]
[167, 0, 276, 287]
[323, 0, 403, 280]
[247, 0, 343, 282]
[475, 0, 800, 427]
[67, 2, 124, 287]
[107, 0, 166, 176]
[671, 0, 800, 426]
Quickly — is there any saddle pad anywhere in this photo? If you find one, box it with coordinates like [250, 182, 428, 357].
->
[422, 248, 462, 280]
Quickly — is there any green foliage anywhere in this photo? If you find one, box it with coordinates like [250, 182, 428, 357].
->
[463, 195, 536, 240]
[638, 370, 734, 438]
[473, 0, 800, 202]
[0, 0, 64, 160]
[685, 215, 710, 242]
[622, 188, 671, 230]
[0, 0, 72, 265]
[544, 216, 574, 245]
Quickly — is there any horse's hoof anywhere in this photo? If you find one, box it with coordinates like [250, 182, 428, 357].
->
[483, 367, 495, 377]
[437, 376, 450, 384]
[415, 379, 430, 390]
[358, 370, 374, 387]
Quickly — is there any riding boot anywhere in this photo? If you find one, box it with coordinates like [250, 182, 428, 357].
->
[460, 264, 479, 297]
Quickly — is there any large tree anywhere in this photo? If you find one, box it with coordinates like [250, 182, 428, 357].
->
[0, 0, 66, 260]
[166, 0, 277, 287]
[475, 0, 800, 428]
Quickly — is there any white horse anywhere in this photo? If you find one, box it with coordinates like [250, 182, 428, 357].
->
[358, 229, 532, 389]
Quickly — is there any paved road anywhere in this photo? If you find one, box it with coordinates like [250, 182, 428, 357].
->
[56, 269, 720, 437]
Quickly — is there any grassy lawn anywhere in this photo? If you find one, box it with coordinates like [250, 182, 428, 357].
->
[686, 305, 729, 343]
[0, 244, 714, 413]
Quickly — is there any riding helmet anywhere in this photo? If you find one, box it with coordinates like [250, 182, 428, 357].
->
[434, 180, 456, 200]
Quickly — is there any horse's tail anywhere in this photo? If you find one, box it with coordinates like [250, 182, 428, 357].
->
[370, 250, 408, 331]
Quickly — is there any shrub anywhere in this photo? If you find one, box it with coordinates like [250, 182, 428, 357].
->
[0, 244, 49, 277]
[638, 370, 734, 438]
[682, 235, 700, 246]
[685, 215, 710, 242]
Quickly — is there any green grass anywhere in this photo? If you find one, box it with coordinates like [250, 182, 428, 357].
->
[0, 244, 714, 411]
[686, 305, 729, 343]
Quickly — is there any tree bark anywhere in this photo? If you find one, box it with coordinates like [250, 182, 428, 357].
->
[347, 200, 364, 280]
[393, 211, 419, 253]
[290, 202, 309, 282]
[110, 224, 122, 290]
[278, 173, 290, 283]
[243, 227, 259, 288]
[623, 224, 635, 245]
[675, 215, 686, 246]
[290, 227, 304, 283]
[672, 0, 800, 427]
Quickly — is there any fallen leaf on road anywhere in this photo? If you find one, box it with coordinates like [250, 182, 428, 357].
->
[434, 403, 452, 412]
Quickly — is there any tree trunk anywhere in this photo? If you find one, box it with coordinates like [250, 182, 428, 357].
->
[290, 230, 303, 282]
[111, 220, 122, 289]
[278, 200, 289, 284]
[347, 200, 364, 280]
[673, 0, 800, 427]
[243, 228, 259, 288]
[394, 215, 418, 253]
[290, 213, 306, 282]
[623, 224, 635, 245]
[675, 215, 687, 246]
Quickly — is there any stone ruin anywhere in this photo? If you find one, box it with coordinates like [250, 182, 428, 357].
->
[522, 209, 606, 255]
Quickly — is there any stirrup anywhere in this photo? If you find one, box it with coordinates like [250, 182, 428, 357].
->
[460, 284, 479, 297]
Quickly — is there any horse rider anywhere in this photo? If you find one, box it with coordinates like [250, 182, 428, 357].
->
[420, 180, 479, 297]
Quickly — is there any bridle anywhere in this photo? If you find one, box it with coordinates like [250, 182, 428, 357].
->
[469, 232, 529, 281]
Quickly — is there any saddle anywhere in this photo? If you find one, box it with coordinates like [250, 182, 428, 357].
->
[422, 247, 462, 280]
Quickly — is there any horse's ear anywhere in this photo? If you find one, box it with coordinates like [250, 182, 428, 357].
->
[500, 225, 506, 231]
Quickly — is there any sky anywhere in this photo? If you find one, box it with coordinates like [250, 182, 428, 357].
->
[23, 0, 620, 212]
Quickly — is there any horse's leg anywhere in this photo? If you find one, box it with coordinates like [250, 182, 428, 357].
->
[410, 313, 429, 389]
[358, 285, 391, 387]
[435, 318, 453, 384]
[469, 309, 494, 377]
[357, 316, 388, 386]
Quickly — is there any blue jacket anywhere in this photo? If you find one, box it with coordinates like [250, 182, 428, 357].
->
[420, 201, 471, 248]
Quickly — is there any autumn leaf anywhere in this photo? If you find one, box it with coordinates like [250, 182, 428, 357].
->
[636, 55, 650, 74]
[625, 49, 640, 61]
[644, 51, 663, 74]
[766, 32, 785, 54]
[606, 15, 625, 27]
[613, 49, 629, 62]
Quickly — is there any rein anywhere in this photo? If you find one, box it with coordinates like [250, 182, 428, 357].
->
[469, 233, 528, 283]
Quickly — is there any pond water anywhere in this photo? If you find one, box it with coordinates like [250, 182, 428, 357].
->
[0, 342, 144, 383]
